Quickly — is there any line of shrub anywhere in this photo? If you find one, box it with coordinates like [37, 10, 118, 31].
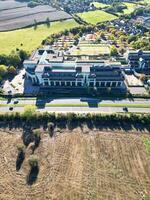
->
[0, 112, 150, 126]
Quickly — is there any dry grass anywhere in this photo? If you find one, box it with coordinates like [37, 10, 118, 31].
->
[0, 127, 150, 200]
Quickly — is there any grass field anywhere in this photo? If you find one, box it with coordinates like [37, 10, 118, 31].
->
[123, 2, 137, 14]
[0, 128, 150, 200]
[77, 10, 117, 25]
[72, 44, 110, 55]
[0, 19, 79, 55]
[90, 2, 108, 8]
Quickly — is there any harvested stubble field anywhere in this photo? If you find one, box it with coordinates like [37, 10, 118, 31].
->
[0, 0, 72, 31]
[0, 126, 150, 200]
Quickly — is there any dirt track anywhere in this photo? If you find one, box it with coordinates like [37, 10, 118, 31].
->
[0, 127, 150, 200]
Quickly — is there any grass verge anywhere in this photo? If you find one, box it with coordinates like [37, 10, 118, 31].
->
[1, 103, 150, 108]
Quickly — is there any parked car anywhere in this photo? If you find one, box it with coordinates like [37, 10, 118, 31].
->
[9, 106, 13, 111]
[13, 99, 19, 104]
[123, 107, 128, 112]
[8, 90, 12, 94]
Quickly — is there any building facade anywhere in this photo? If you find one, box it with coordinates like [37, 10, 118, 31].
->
[24, 47, 126, 90]
[126, 50, 150, 71]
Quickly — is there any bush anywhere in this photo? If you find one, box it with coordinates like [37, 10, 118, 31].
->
[7, 66, 17, 74]
[33, 129, 41, 147]
[22, 105, 37, 119]
[0, 65, 7, 76]
[16, 143, 24, 152]
[110, 45, 118, 56]
[48, 122, 54, 137]
[28, 155, 38, 168]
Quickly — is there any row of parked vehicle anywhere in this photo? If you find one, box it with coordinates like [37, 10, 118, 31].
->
[9, 99, 19, 111]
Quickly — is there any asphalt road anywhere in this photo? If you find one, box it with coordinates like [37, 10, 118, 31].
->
[1, 106, 150, 113]
[1, 97, 150, 113]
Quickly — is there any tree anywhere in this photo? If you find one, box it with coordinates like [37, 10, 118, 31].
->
[34, 19, 37, 30]
[48, 122, 54, 137]
[16, 144, 24, 153]
[23, 105, 36, 118]
[19, 50, 29, 62]
[110, 46, 118, 56]
[128, 35, 137, 44]
[8, 53, 21, 67]
[46, 17, 50, 27]
[119, 47, 126, 55]
[33, 129, 41, 147]
[139, 74, 146, 82]
[8, 66, 16, 74]
[0, 65, 7, 76]
[16, 143, 25, 170]
[28, 155, 38, 168]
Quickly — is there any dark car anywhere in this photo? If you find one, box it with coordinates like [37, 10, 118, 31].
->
[13, 99, 19, 104]
[123, 107, 128, 112]
[9, 107, 13, 111]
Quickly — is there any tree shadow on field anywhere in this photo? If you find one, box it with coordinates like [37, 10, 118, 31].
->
[16, 151, 25, 171]
[32, 137, 41, 154]
[22, 125, 34, 147]
[27, 166, 39, 185]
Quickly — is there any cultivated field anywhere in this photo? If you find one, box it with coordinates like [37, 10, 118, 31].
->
[77, 10, 117, 25]
[0, 19, 79, 55]
[90, 2, 108, 8]
[0, 0, 27, 11]
[0, 127, 150, 200]
[0, 0, 72, 31]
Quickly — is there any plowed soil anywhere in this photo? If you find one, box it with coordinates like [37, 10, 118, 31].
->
[0, 127, 150, 200]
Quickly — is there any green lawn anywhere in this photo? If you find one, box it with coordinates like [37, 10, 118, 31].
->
[123, 2, 137, 14]
[72, 44, 110, 55]
[0, 19, 79, 55]
[90, 2, 108, 8]
[77, 10, 117, 25]
[1, 103, 150, 108]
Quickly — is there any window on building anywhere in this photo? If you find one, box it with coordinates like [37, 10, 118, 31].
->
[51, 81, 54, 86]
[89, 82, 94, 87]
[101, 82, 105, 87]
[72, 82, 75, 86]
[44, 79, 49, 86]
[96, 82, 99, 87]
[61, 82, 65, 86]
[118, 82, 121, 87]
[106, 82, 111, 87]
[44, 81, 49, 86]
[56, 81, 59, 86]
[112, 82, 116, 87]
[66, 82, 70, 86]
[77, 82, 82, 87]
